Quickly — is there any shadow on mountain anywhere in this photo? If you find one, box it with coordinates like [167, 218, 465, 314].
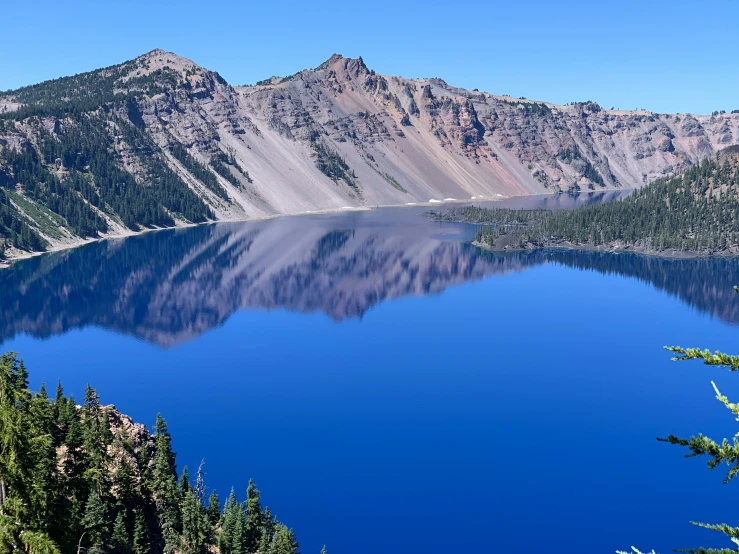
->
[1, 214, 737, 348]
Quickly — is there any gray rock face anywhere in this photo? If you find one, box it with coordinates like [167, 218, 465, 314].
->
[2, 49, 738, 253]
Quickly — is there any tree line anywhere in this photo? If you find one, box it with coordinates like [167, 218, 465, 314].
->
[432, 148, 739, 255]
[0, 112, 216, 251]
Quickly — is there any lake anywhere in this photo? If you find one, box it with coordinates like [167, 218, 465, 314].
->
[2, 192, 738, 554]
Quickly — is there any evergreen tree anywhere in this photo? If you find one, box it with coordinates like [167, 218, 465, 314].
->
[206, 490, 221, 526]
[179, 465, 191, 495]
[244, 479, 263, 553]
[268, 524, 299, 554]
[180, 489, 210, 554]
[152, 414, 181, 554]
[82, 490, 108, 552]
[102, 408, 114, 446]
[218, 489, 241, 554]
[82, 384, 107, 496]
[132, 510, 150, 554]
[111, 510, 132, 554]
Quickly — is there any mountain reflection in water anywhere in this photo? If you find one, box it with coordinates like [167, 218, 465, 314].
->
[1, 198, 737, 348]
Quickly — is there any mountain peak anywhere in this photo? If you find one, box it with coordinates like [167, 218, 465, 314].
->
[121, 49, 202, 83]
[315, 53, 345, 71]
[134, 49, 200, 71]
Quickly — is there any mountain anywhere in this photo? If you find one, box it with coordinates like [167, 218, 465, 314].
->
[2, 213, 739, 348]
[1, 49, 737, 260]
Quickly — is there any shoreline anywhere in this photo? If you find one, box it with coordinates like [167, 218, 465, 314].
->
[469, 240, 738, 260]
[0, 194, 529, 269]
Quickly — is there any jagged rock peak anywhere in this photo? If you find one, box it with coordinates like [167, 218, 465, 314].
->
[317, 53, 345, 69]
[316, 53, 369, 74]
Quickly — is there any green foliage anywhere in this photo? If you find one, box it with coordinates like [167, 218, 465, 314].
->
[312, 141, 357, 188]
[0, 56, 219, 254]
[453, 150, 739, 254]
[82, 491, 108, 549]
[498, 98, 552, 116]
[0, 58, 181, 122]
[0, 188, 46, 251]
[206, 490, 221, 526]
[621, 288, 739, 553]
[170, 144, 229, 201]
[210, 156, 242, 191]
[382, 173, 406, 193]
[132, 510, 150, 554]
[111, 510, 132, 554]
[557, 145, 605, 186]
[0, 352, 303, 554]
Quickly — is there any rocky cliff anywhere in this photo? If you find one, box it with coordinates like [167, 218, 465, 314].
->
[1, 49, 737, 257]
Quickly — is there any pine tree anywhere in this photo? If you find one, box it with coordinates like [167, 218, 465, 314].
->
[52, 381, 66, 442]
[180, 489, 210, 554]
[30, 382, 55, 439]
[111, 510, 131, 554]
[206, 490, 221, 526]
[102, 408, 114, 446]
[152, 413, 181, 554]
[218, 488, 240, 554]
[231, 508, 246, 554]
[82, 385, 106, 496]
[268, 524, 299, 554]
[0, 352, 33, 549]
[132, 510, 150, 554]
[82, 490, 108, 551]
[179, 466, 191, 495]
[244, 479, 263, 553]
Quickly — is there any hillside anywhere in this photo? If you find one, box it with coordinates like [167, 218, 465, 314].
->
[435, 146, 739, 255]
[0, 352, 300, 554]
[1, 49, 738, 261]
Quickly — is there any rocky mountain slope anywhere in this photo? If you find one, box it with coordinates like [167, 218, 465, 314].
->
[1, 49, 737, 259]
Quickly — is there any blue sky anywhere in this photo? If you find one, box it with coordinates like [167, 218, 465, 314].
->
[2, 0, 737, 114]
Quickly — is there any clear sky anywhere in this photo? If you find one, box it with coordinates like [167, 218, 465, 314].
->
[2, 0, 737, 114]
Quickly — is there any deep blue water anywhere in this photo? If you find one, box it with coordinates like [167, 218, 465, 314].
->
[2, 193, 739, 554]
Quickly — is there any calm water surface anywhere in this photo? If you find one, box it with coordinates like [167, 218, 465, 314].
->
[2, 192, 738, 554]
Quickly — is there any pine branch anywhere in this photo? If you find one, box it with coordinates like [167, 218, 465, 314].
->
[675, 546, 739, 554]
[691, 522, 739, 538]
[664, 347, 739, 371]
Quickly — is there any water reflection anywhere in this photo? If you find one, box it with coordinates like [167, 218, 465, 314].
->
[1, 199, 736, 347]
